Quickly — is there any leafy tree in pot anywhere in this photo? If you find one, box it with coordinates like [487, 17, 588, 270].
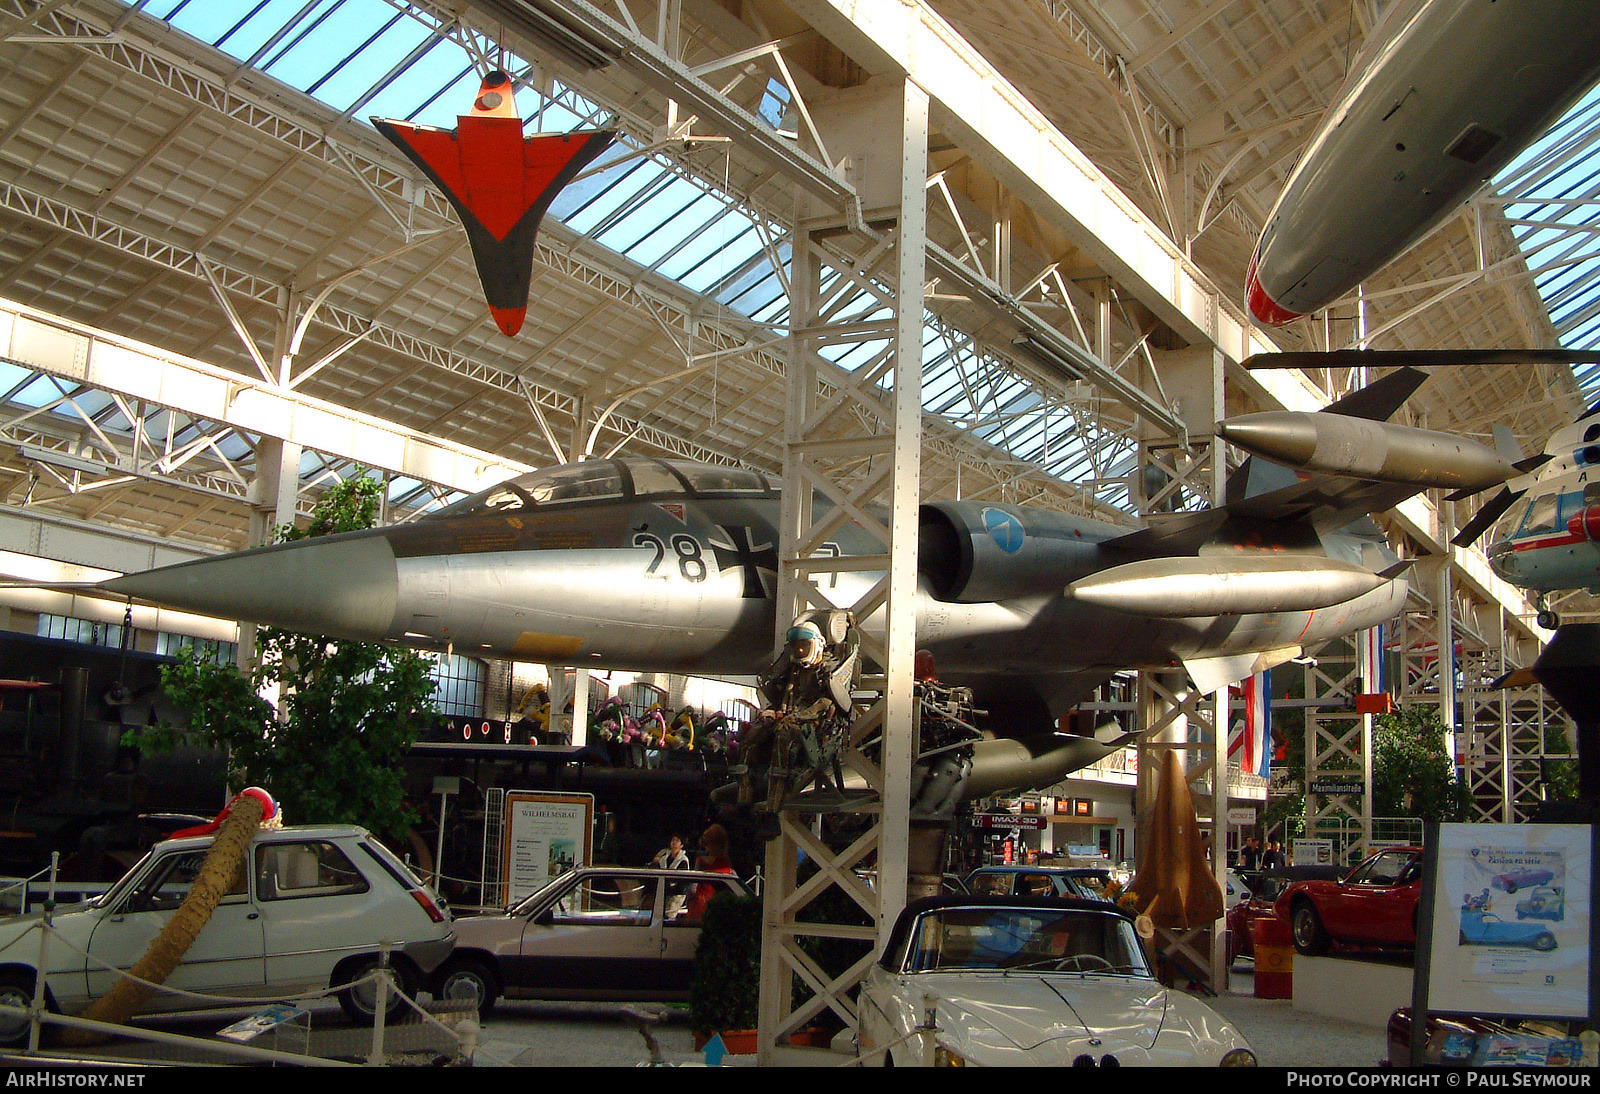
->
[689, 890, 761, 1036]
[1372, 706, 1470, 822]
[127, 476, 436, 837]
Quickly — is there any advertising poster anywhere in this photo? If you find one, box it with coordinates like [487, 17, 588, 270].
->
[501, 791, 594, 906]
[1425, 822, 1591, 1018]
[1292, 839, 1333, 866]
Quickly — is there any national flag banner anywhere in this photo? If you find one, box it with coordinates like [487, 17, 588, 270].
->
[1361, 624, 1386, 694]
[1228, 671, 1272, 779]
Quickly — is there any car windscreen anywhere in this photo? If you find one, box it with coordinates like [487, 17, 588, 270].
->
[91, 848, 156, 909]
[905, 906, 1151, 975]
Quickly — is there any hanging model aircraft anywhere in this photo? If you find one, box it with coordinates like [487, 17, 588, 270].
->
[372, 70, 614, 338]
[1448, 404, 1600, 629]
[100, 370, 1514, 757]
[1246, 0, 1600, 327]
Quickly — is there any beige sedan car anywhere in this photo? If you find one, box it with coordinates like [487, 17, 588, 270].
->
[428, 866, 748, 1015]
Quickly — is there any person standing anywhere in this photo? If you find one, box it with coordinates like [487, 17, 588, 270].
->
[687, 824, 734, 920]
[652, 833, 690, 871]
[653, 833, 691, 916]
[1261, 840, 1287, 870]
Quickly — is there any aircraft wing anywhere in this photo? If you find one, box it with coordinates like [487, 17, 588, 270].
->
[1102, 470, 1420, 557]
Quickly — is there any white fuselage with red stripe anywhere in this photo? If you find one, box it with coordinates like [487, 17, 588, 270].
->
[1487, 419, 1600, 594]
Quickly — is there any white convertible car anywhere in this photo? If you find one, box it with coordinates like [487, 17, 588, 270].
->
[858, 897, 1257, 1067]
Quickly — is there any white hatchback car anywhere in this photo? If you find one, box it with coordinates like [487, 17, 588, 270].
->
[0, 824, 454, 1044]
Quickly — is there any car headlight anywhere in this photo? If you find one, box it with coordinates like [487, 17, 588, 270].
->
[934, 1045, 967, 1067]
[1220, 1048, 1258, 1067]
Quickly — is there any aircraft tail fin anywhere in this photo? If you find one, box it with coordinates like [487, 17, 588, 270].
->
[1492, 423, 1527, 464]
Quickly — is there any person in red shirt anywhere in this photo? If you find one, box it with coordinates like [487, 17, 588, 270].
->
[688, 824, 734, 919]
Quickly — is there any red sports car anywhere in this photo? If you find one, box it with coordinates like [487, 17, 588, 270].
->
[1273, 846, 1424, 956]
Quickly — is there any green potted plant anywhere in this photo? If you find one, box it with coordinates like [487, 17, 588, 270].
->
[688, 890, 761, 1053]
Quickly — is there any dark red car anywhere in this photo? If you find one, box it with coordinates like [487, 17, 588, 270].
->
[1273, 846, 1424, 955]
[1386, 1007, 1591, 1066]
[1225, 865, 1344, 963]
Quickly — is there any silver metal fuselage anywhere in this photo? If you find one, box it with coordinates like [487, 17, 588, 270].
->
[1247, 0, 1600, 323]
[106, 481, 1405, 701]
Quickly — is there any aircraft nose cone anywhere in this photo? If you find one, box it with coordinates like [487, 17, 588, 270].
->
[1486, 541, 1515, 582]
[103, 532, 400, 640]
[1246, 254, 1301, 327]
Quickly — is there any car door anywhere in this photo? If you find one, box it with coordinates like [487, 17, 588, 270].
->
[511, 871, 665, 997]
[82, 846, 266, 1011]
[1323, 851, 1419, 944]
[660, 876, 744, 993]
[256, 838, 382, 994]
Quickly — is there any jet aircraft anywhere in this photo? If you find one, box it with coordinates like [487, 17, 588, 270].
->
[1246, 0, 1600, 327]
[102, 370, 1513, 751]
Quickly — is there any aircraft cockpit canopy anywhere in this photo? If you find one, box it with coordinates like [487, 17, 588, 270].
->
[433, 458, 777, 519]
[1498, 482, 1600, 543]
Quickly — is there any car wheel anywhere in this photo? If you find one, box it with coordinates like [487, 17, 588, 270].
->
[337, 957, 417, 1024]
[1291, 903, 1330, 956]
[435, 957, 498, 1018]
[1534, 934, 1558, 952]
[0, 972, 37, 1049]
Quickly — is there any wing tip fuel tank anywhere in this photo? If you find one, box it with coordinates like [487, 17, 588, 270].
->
[1067, 554, 1389, 617]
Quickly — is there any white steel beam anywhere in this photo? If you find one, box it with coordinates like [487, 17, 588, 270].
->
[0, 298, 528, 495]
[785, 0, 1279, 368]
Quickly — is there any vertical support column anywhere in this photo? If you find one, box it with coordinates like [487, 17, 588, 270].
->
[758, 77, 928, 1065]
[1436, 561, 1458, 739]
[570, 668, 590, 747]
[878, 77, 928, 941]
[1303, 636, 1367, 863]
[1134, 344, 1226, 990]
[240, 437, 302, 668]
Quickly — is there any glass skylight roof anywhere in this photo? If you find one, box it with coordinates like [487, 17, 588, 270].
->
[134, 0, 1138, 511]
[1496, 82, 1600, 407]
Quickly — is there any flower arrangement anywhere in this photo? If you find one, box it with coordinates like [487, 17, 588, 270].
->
[1103, 879, 1141, 915]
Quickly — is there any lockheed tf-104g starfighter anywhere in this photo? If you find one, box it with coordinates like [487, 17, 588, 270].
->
[104, 369, 1510, 761]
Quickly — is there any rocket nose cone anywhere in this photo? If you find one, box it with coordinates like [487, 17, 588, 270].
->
[104, 532, 400, 640]
[1215, 414, 1318, 466]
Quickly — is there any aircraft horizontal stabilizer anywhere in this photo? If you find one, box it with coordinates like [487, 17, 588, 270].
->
[1180, 646, 1301, 697]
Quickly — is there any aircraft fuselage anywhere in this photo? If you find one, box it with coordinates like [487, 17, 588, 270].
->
[106, 458, 1405, 715]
